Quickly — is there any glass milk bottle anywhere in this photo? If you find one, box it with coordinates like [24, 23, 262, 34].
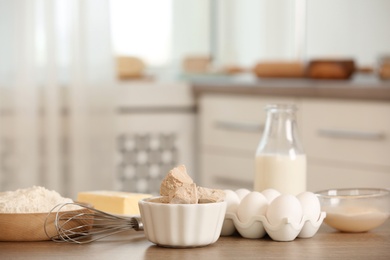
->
[254, 104, 306, 195]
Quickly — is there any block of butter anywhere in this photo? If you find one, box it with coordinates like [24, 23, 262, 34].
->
[77, 191, 152, 215]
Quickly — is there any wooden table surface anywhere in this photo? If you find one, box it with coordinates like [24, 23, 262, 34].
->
[1, 219, 389, 260]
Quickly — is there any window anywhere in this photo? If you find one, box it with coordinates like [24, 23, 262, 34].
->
[109, 0, 302, 72]
[110, 0, 173, 67]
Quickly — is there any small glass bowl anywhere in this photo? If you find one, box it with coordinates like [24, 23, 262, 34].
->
[316, 188, 390, 232]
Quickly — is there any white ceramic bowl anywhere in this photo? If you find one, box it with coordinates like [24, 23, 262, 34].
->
[138, 197, 227, 248]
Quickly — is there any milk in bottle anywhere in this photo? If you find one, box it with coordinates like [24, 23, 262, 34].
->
[254, 104, 306, 195]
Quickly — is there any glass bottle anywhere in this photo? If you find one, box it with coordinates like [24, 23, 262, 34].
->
[254, 104, 306, 195]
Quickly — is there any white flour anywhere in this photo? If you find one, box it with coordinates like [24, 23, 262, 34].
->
[0, 186, 79, 213]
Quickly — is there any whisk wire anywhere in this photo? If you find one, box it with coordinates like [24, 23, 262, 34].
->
[44, 202, 143, 244]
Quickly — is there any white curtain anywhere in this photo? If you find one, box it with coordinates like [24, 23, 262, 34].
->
[0, 0, 116, 198]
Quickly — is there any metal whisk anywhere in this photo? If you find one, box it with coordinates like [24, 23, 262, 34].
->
[44, 202, 143, 244]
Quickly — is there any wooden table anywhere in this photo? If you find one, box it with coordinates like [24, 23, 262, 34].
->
[1, 220, 389, 259]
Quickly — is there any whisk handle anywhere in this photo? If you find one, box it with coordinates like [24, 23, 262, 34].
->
[131, 217, 144, 231]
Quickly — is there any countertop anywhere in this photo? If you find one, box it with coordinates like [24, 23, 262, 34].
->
[1, 219, 389, 260]
[191, 74, 390, 101]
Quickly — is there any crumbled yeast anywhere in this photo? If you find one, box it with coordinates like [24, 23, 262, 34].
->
[160, 165, 225, 204]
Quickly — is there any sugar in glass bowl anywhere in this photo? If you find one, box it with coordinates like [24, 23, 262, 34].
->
[316, 188, 390, 232]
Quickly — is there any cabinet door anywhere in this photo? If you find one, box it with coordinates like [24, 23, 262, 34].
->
[301, 99, 390, 167]
[308, 161, 390, 192]
[198, 94, 299, 189]
[199, 94, 297, 152]
[116, 113, 195, 193]
[200, 152, 254, 190]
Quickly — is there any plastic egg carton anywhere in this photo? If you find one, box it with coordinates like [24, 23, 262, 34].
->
[221, 189, 327, 241]
[221, 211, 326, 241]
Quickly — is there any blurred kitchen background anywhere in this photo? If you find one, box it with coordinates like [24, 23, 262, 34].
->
[1, 0, 389, 198]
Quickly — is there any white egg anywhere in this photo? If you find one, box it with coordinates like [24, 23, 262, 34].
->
[261, 188, 281, 203]
[237, 191, 268, 223]
[266, 194, 303, 226]
[296, 191, 321, 222]
[235, 188, 251, 201]
[223, 189, 240, 214]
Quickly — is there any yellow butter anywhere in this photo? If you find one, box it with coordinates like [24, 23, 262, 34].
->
[77, 191, 152, 215]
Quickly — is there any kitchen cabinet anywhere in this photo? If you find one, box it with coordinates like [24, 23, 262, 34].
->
[198, 94, 298, 190]
[116, 113, 195, 194]
[301, 99, 390, 191]
[115, 81, 196, 194]
[198, 94, 390, 191]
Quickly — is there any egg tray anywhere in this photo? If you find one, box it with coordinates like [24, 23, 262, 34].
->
[221, 211, 326, 242]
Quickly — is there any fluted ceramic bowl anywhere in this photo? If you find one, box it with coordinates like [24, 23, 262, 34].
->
[138, 197, 227, 248]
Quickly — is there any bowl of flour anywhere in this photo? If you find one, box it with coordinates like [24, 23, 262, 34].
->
[0, 186, 86, 241]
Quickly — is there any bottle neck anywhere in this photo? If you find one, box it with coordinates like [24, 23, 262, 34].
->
[257, 105, 304, 155]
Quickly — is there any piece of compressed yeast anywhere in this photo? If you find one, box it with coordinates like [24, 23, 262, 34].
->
[160, 165, 194, 196]
[169, 183, 198, 204]
[197, 187, 225, 203]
